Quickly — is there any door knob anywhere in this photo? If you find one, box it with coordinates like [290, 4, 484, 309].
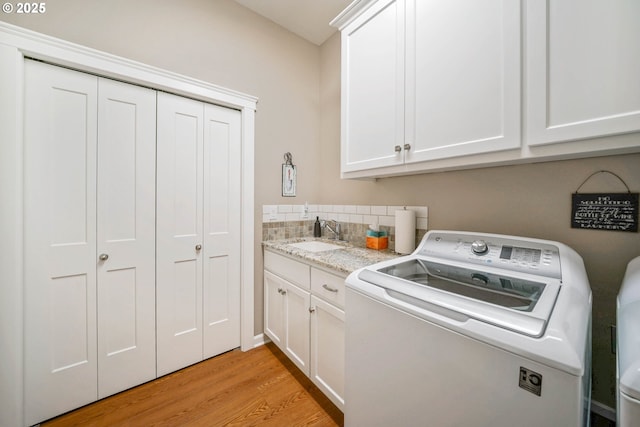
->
[394, 145, 402, 153]
[99, 253, 109, 261]
[309, 307, 316, 313]
[404, 143, 411, 151]
[195, 244, 202, 251]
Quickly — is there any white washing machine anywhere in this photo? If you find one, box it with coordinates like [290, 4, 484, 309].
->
[345, 230, 592, 427]
[617, 255, 640, 427]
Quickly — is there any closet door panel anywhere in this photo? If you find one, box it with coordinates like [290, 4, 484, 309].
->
[96, 78, 157, 398]
[156, 92, 204, 376]
[203, 105, 242, 358]
[24, 60, 98, 426]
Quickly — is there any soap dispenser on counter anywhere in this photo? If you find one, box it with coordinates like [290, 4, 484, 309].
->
[314, 216, 321, 237]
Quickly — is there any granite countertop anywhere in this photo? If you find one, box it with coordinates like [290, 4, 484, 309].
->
[262, 237, 401, 275]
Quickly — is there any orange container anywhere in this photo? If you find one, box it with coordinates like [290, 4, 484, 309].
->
[366, 236, 388, 250]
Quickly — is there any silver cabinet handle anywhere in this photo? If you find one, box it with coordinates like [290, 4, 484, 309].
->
[309, 307, 316, 313]
[277, 287, 283, 295]
[404, 143, 411, 151]
[99, 253, 109, 261]
[195, 244, 202, 251]
[394, 145, 402, 153]
[322, 284, 339, 293]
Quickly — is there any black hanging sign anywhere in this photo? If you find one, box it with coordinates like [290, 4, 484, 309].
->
[571, 171, 638, 233]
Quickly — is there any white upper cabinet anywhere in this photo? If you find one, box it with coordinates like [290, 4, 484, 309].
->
[341, 0, 405, 172]
[336, 0, 521, 176]
[525, 0, 640, 146]
[333, 0, 640, 178]
[405, 0, 520, 162]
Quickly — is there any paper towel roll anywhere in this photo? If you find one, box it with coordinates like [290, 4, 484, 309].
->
[395, 209, 416, 254]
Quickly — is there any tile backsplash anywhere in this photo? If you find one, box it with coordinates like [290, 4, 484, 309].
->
[262, 204, 428, 251]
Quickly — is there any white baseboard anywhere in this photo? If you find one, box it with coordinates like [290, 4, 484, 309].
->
[252, 333, 269, 348]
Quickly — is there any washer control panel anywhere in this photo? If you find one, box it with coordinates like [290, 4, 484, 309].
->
[417, 231, 562, 279]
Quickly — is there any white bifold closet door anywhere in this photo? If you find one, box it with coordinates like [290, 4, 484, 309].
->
[96, 77, 157, 399]
[24, 60, 156, 425]
[156, 92, 241, 376]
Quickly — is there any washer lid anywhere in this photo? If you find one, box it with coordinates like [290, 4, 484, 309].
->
[358, 258, 560, 337]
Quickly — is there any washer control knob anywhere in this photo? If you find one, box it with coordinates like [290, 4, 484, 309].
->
[471, 240, 489, 255]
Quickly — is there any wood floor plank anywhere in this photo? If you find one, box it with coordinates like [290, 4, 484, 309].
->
[41, 343, 343, 427]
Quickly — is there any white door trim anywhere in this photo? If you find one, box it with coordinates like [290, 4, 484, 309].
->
[0, 22, 256, 427]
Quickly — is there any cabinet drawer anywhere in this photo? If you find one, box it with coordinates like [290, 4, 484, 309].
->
[264, 250, 310, 289]
[311, 268, 346, 309]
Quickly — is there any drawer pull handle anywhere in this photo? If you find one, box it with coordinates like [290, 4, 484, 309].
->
[322, 284, 339, 293]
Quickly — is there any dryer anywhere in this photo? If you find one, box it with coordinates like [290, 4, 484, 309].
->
[617, 255, 640, 427]
[345, 230, 592, 427]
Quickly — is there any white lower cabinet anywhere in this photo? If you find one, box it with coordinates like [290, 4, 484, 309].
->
[264, 250, 345, 410]
[264, 270, 311, 373]
[310, 296, 345, 409]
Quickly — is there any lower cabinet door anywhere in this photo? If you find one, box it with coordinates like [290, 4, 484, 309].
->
[310, 295, 345, 410]
[283, 281, 311, 375]
[264, 271, 286, 349]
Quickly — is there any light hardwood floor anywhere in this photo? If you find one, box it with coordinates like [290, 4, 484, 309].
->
[41, 342, 343, 427]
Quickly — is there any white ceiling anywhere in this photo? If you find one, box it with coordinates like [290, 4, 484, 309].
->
[233, 0, 352, 45]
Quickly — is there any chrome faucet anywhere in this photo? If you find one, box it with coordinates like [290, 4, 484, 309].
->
[321, 219, 341, 240]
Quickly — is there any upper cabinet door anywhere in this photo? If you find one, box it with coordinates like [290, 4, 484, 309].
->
[406, 0, 521, 162]
[526, 0, 640, 146]
[341, 0, 405, 172]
